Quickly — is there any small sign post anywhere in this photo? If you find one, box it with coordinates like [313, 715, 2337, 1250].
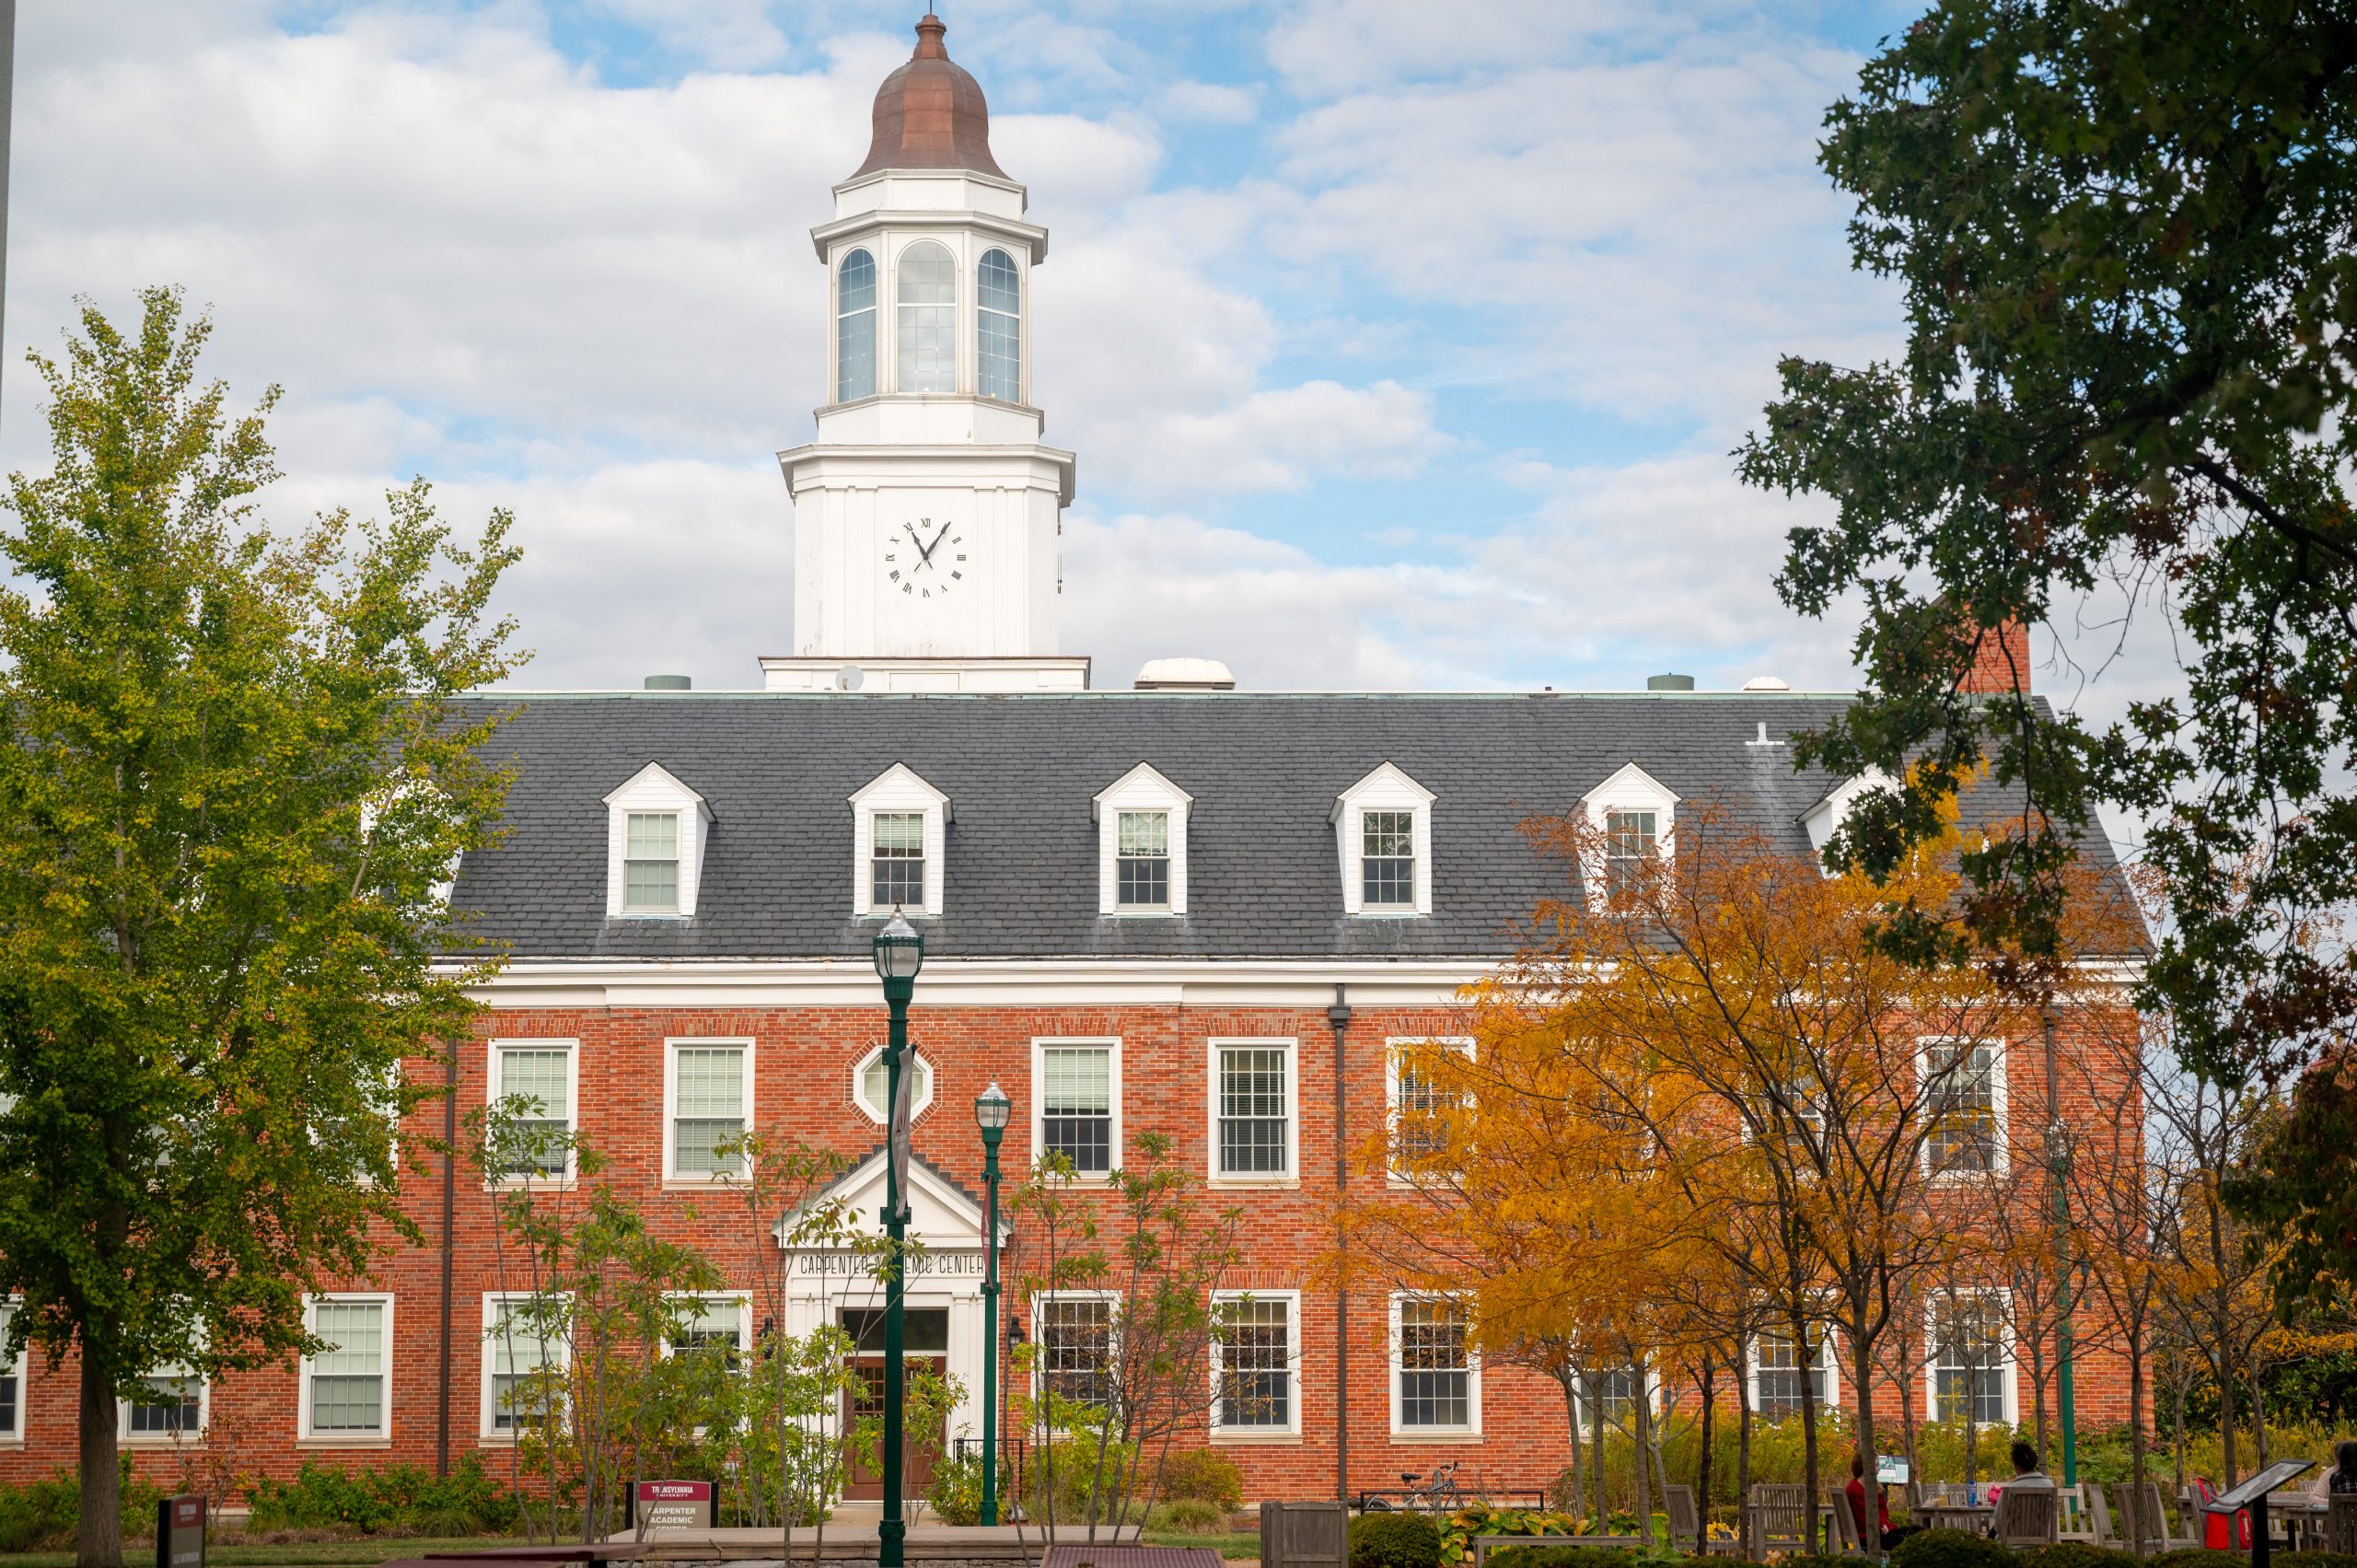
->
[2212, 1458, 2314, 1568]
[632, 1480, 717, 1540]
[155, 1494, 204, 1568]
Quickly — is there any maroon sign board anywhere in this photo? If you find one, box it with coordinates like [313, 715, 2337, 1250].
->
[630, 1479, 716, 1538]
[155, 1494, 204, 1568]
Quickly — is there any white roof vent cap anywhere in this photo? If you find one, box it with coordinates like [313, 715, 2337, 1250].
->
[1741, 675, 1792, 692]
[1135, 657, 1237, 692]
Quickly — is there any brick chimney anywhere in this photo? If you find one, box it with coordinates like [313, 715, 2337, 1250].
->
[1958, 619, 2031, 694]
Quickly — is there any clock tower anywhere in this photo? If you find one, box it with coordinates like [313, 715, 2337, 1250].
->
[765, 13, 1086, 693]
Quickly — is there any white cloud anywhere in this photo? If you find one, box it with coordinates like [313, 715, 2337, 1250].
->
[1159, 79, 1260, 125]
[588, 0, 793, 71]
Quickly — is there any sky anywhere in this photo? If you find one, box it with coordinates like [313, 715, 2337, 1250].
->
[3, 0, 2165, 721]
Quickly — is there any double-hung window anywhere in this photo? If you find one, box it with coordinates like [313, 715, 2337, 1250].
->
[1924, 1039, 2005, 1175]
[304, 1296, 391, 1437]
[127, 1372, 203, 1438]
[1214, 1294, 1297, 1434]
[1038, 1297, 1115, 1413]
[0, 1302, 21, 1438]
[1039, 1041, 1115, 1177]
[670, 1297, 746, 1360]
[1929, 1295, 2010, 1424]
[1213, 1040, 1293, 1179]
[1395, 1297, 1475, 1432]
[871, 812, 925, 909]
[1751, 1323, 1834, 1417]
[668, 1041, 749, 1179]
[484, 1295, 565, 1436]
[623, 811, 680, 913]
[491, 1041, 575, 1179]
[1361, 811, 1416, 909]
[1604, 809, 1657, 899]
[1388, 1039, 1472, 1180]
[1116, 811, 1170, 910]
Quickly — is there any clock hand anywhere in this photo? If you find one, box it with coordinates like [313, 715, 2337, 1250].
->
[923, 520, 954, 562]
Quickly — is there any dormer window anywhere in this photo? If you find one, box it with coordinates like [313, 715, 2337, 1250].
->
[1603, 809, 1657, 899]
[1582, 762, 1678, 909]
[603, 763, 711, 920]
[1093, 763, 1190, 916]
[1333, 763, 1434, 917]
[850, 764, 948, 917]
[1802, 768, 1900, 872]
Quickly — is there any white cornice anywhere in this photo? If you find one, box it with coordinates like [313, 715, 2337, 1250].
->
[808, 208, 1049, 263]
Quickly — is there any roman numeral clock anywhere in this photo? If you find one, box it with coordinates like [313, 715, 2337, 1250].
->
[883, 517, 965, 599]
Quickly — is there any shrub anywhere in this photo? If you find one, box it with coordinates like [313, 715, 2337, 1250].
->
[2280, 1557, 2357, 1568]
[1439, 1504, 1581, 1567]
[1480, 1547, 1638, 1568]
[244, 1455, 519, 1539]
[1781, 1555, 1861, 1568]
[2020, 1545, 2142, 1568]
[2150, 1552, 2249, 1568]
[1352, 1510, 1445, 1568]
[1150, 1498, 1232, 1535]
[1158, 1448, 1245, 1512]
[927, 1450, 1013, 1528]
[1028, 1440, 1144, 1525]
[1891, 1527, 2020, 1568]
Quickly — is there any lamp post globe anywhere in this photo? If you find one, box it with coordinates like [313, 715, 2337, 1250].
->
[974, 1080, 1011, 1526]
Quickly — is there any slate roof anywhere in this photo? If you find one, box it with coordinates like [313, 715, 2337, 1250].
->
[447, 691, 2124, 963]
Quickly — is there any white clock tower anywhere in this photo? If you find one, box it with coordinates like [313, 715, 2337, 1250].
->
[765, 13, 1086, 694]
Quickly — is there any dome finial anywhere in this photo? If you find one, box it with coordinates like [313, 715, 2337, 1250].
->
[914, 13, 948, 60]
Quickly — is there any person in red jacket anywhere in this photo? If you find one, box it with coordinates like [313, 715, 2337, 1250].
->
[1849, 1450, 1919, 1550]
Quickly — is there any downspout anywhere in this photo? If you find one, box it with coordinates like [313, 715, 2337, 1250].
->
[1329, 984, 1353, 1504]
[437, 1041, 459, 1478]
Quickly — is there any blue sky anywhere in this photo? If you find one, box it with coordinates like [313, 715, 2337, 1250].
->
[5, 0, 2003, 697]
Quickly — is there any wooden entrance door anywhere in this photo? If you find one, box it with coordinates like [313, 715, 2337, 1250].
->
[842, 1354, 947, 1500]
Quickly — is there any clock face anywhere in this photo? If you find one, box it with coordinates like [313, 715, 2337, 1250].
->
[881, 517, 966, 600]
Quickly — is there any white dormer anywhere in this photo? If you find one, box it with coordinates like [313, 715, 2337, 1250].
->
[850, 763, 950, 918]
[603, 763, 712, 919]
[1582, 762, 1679, 906]
[1092, 763, 1191, 916]
[1333, 763, 1435, 917]
[1803, 768, 1901, 865]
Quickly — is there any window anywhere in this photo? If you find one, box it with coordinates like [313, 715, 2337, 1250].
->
[1387, 1039, 1472, 1180]
[491, 1041, 575, 1179]
[603, 763, 709, 919]
[304, 1296, 391, 1437]
[854, 1044, 934, 1125]
[126, 1374, 203, 1438]
[1037, 1296, 1115, 1411]
[871, 811, 925, 909]
[1214, 1293, 1297, 1434]
[670, 1297, 746, 1358]
[484, 1295, 566, 1436]
[1581, 1367, 1639, 1432]
[1333, 763, 1434, 917]
[897, 240, 957, 393]
[1362, 810, 1416, 908]
[1213, 1040, 1295, 1180]
[668, 1041, 750, 1180]
[1037, 1040, 1117, 1177]
[623, 812, 679, 913]
[0, 1302, 21, 1438]
[1117, 812, 1169, 909]
[978, 249, 1020, 402]
[1604, 809, 1656, 899]
[1751, 1323, 1836, 1417]
[836, 248, 878, 401]
[1924, 1039, 2006, 1175]
[1093, 763, 1191, 916]
[1929, 1295, 2011, 1424]
[1394, 1297, 1475, 1433]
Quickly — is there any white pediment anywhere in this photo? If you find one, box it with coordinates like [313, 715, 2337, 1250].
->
[774, 1147, 1004, 1257]
[1803, 768, 1900, 860]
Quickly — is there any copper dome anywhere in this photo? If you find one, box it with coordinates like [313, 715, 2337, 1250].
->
[850, 14, 1007, 181]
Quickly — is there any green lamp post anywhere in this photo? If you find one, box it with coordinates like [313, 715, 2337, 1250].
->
[871, 912, 924, 1568]
[975, 1081, 1012, 1527]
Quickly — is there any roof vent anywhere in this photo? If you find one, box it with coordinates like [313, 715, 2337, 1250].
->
[1741, 675, 1792, 692]
[1135, 658, 1237, 692]
[644, 674, 691, 691]
[1646, 673, 1696, 691]
[836, 665, 866, 692]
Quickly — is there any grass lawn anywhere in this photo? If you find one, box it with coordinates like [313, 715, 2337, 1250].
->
[1140, 1529, 1260, 1560]
[0, 1535, 555, 1568]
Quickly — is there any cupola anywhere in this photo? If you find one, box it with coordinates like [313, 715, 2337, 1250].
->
[851, 14, 1007, 180]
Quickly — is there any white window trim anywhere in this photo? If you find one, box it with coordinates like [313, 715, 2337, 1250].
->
[1206, 1037, 1299, 1187]
[1029, 1288, 1120, 1431]
[1387, 1292, 1481, 1439]
[1210, 1288, 1303, 1443]
[602, 762, 712, 919]
[661, 1294, 751, 1360]
[853, 1042, 935, 1126]
[1802, 767, 1901, 866]
[119, 1360, 210, 1446]
[1923, 1288, 2016, 1425]
[1573, 1365, 1666, 1434]
[1092, 763, 1192, 916]
[1032, 1037, 1122, 1181]
[299, 1293, 395, 1443]
[482, 1292, 571, 1442]
[1332, 763, 1435, 916]
[488, 1038, 581, 1187]
[1385, 1037, 1474, 1187]
[850, 763, 950, 918]
[0, 1298, 27, 1443]
[1919, 1036, 2011, 1179]
[662, 1039, 756, 1185]
[1746, 1318, 1841, 1412]
[1581, 761, 1680, 910]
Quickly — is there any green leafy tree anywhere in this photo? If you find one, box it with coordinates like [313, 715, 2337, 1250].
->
[0, 287, 522, 1566]
[1736, 2, 2355, 1080]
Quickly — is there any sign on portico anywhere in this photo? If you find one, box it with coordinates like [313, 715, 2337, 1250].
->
[796, 1248, 988, 1278]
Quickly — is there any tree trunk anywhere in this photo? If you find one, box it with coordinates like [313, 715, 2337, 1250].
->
[1797, 1319, 1821, 1554]
[1697, 1355, 1716, 1543]
[2253, 1376, 2270, 1470]
[79, 1352, 124, 1568]
[1736, 1353, 1752, 1554]
[2174, 1370, 2187, 1492]
[2128, 1324, 2149, 1556]
[2218, 1341, 2241, 1488]
[1630, 1360, 1655, 1548]
[1557, 1365, 1585, 1520]
[1588, 1371, 1607, 1527]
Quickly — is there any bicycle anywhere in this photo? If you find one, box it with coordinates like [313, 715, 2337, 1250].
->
[1391, 1461, 1464, 1516]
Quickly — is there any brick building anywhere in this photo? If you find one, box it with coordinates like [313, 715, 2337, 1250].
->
[0, 9, 2139, 1504]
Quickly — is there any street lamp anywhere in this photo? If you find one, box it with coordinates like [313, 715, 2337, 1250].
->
[975, 1082, 1013, 1527]
[870, 911, 924, 1568]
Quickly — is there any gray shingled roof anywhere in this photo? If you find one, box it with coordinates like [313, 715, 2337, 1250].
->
[447, 691, 2123, 962]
